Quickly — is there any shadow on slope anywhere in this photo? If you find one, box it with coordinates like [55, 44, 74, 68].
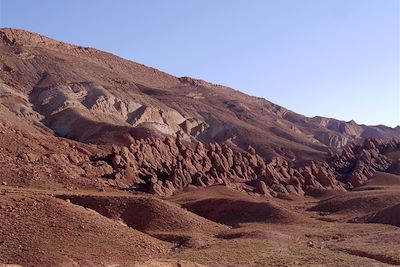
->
[169, 186, 307, 226]
[352, 203, 400, 227]
[309, 189, 400, 219]
[60, 194, 227, 233]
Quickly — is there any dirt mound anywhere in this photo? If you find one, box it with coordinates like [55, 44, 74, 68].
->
[357, 171, 400, 189]
[133, 259, 207, 267]
[167, 186, 306, 226]
[182, 198, 304, 225]
[172, 187, 306, 225]
[0, 193, 170, 266]
[216, 229, 294, 241]
[354, 204, 400, 227]
[170, 185, 258, 203]
[309, 190, 400, 215]
[61, 194, 227, 233]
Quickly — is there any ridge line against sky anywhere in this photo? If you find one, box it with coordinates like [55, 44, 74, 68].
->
[0, 0, 399, 127]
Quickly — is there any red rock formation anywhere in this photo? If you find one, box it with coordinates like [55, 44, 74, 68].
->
[329, 138, 396, 188]
[104, 137, 399, 197]
[1, 112, 398, 198]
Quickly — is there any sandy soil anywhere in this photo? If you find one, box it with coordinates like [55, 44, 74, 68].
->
[1, 184, 399, 267]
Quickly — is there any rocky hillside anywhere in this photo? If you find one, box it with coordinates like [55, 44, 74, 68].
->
[2, 25, 400, 267]
[1, 110, 398, 199]
[1, 28, 399, 164]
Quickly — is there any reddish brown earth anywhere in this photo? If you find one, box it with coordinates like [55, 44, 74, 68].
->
[1, 28, 399, 161]
[351, 203, 400, 227]
[0, 28, 399, 266]
[0, 193, 171, 266]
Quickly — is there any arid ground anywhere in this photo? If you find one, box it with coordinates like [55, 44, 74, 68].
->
[0, 28, 399, 266]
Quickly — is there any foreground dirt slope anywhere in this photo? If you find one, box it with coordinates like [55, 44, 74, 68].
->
[1, 28, 399, 163]
[1, 186, 400, 267]
[0, 193, 171, 266]
[60, 194, 228, 233]
[170, 186, 400, 266]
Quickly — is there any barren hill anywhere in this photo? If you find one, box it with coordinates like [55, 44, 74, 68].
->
[1, 28, 398, 163]
[1, 28, 400, 267]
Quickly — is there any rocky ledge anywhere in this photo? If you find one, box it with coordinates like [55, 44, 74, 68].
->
[105, 137, 399, 198]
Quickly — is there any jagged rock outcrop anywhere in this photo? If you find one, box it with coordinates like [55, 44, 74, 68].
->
[2, 112, 398, 199]
[329, 138, 397, 188]
[104, 137, 399, 197]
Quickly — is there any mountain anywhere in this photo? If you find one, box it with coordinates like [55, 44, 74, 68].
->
[1, 28, 400, 267]
[1, 28, 398, 164]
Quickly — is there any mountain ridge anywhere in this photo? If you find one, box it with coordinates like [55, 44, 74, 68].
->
[2, 28, 397, 126]
[0, 28, 399, 163]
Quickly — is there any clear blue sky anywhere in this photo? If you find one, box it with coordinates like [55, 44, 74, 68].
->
[1, 0, 399, 127]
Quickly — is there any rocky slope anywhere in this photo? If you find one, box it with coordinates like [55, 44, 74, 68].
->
[1, 109, 398, 199]
[1, 28, 400, 267]
[106, 137, 400, 197]
[0, 28, 399, 199]
[1, 28, 399, 163]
